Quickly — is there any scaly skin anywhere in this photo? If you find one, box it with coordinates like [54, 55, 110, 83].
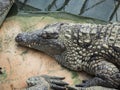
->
[0, 0, 14, 25]
[15, 23, 120, 89]
[25, 75, 68, 90]
[0, 0, 13, 15]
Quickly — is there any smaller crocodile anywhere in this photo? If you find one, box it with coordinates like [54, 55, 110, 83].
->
[15, 22, 120, 90]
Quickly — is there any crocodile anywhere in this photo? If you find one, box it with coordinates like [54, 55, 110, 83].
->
[15, 22, 120, 90]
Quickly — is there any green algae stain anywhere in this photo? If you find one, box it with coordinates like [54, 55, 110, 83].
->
[71, 71, 81, 85]
[0, 69, 7, 81]
[71, 71, 79, 79]
[20, 49, 29, 55]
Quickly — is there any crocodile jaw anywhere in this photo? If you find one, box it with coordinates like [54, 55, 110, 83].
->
[15, 29, 65, 55]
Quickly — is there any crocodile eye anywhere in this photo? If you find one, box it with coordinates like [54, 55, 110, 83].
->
[41, 31, 59, 39]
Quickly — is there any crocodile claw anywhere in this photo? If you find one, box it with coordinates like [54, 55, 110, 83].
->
[41, 75, 68, 90]
[51, 83, 66, 90]
[26, 75, 68, 90]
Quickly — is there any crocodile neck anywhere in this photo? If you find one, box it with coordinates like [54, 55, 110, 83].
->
[53, 23, 120, 71]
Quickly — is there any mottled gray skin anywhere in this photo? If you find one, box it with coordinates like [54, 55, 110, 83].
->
[0, 0, 14, 26]
[26, 75, 50, 90]
[15, 23, 120, 89]
[0, 0, 13, 15]
[25, 75, 68, 90]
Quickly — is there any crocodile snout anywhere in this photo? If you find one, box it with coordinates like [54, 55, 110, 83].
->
[15, 33, 23, 42]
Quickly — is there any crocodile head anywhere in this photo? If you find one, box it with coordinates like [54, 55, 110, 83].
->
[15, 23, 66, 56]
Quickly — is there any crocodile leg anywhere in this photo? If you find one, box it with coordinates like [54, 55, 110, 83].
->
[77, 57, 120, 89]
[41, 75, 69, 90]
[26, 75, 68, 90]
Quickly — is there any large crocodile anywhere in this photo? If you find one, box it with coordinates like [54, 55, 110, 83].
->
[15, 22, 120, 90]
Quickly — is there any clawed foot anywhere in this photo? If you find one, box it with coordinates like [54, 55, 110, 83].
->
[26, 75, 120, 90]
[26, 75, 68, 90]
[41, 75, 69, 90]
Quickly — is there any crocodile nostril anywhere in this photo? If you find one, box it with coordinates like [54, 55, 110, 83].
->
[15, 33, 23, 42]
